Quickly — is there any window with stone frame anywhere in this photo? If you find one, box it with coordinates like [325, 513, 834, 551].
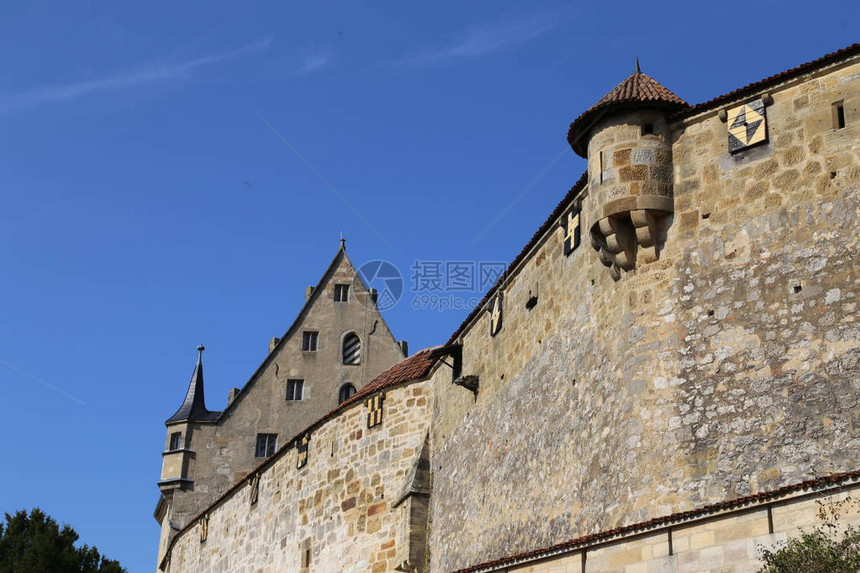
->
[301, 331, 318, 352]
[169, 432, 182, 451]
[286, 379, 304, 401]
[334, 284, 350, 302]
[255, 433, 277, 458]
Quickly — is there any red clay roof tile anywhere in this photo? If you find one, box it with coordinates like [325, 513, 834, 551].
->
[567, 71, 689, 156]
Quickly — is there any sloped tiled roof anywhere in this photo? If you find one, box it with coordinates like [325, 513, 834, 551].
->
[342, 345, 453, 405]
[567, 71, 689, 156]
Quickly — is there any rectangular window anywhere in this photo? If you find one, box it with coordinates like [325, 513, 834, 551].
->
[334, 284, 350, 302]
[286, 379, 304, 401]
[833, 101, 846, 129]
[301, 331, 318, 352]
[255, 433, 277, 458]
[169, 432, 182, 451]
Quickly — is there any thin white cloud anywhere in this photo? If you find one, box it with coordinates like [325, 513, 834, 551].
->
[294, 48, 334, 76]
[390, 15, 555, 68]
[0, 37, 273, 114]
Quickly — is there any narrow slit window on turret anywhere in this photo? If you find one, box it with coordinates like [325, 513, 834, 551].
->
[169, 432, 182, 451]
[286, 379, 304, 401]
[255, 433, 277, 458]
[334, 284, 350, 302]
[642, 123, 654, 135]
[302, 331, 318, 352]
[598, 150, 605, 183]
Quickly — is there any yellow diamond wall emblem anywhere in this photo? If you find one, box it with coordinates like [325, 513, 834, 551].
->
[727, 99, 768, 152]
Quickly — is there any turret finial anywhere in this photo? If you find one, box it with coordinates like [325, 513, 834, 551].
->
[635, 57, 641, 74]
[197, 344, 205, 353]
[339, 232, 346, 251]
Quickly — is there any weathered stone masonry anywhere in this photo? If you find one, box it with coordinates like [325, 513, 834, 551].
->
[162, 371, 436, 573]
[429, 48, 859, 572]
[156, 45, 859, 573]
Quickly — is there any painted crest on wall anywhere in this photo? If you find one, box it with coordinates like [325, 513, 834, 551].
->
[296, 434, 310, 469]
[366, 393, 384, 428]
[562, 206, 581, 256]
[727, 99, 768, 152]
[489, 295, 503, 337]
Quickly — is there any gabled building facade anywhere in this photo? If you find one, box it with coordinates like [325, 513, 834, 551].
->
[155, 244, 407, 564]
[155, 44, 860, 573]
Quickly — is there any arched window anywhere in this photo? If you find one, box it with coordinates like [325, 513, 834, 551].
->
[338, 383, 357, 404]
[342, 333, 361, 365]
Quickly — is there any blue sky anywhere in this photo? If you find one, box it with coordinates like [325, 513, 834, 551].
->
[0, 2, 855, 571]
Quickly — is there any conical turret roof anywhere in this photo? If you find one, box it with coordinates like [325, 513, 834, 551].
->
[166, 345, 220, 424]
[567, 66, 689, 157]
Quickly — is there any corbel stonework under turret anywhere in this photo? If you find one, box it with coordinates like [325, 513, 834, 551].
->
[590, 204, 671, 281]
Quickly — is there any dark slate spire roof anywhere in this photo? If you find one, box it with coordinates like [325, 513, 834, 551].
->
[165, 345, 221, 425]
[567, 66, 689, 157]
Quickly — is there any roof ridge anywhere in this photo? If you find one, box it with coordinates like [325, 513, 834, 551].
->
[215, 246, 351, 421]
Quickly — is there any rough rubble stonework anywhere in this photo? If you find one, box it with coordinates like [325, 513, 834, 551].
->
[429, 50, 860, 573]
[156, 45, 859, 573]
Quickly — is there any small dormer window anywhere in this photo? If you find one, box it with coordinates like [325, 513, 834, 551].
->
[342, 333, 361, 365]
[334, 284, 350, 302]
[302, 331, 318, 352]
[169, 432, 182, 451]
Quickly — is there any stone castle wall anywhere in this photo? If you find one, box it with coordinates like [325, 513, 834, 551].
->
[164, 380, 432, 573]
[502, 484, 860, 573]
[428, 57, 859, 572]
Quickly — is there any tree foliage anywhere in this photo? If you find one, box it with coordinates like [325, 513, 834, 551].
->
[0, 509, 126, 573]
[758, 495, 860, 573]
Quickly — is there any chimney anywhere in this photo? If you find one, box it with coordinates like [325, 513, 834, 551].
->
[228, 388, 241, 405]
[369, 288, 379, 305]
[269, 337, 280, 353]
[305, 286, 315, 301]
[399, 340, 409, 356]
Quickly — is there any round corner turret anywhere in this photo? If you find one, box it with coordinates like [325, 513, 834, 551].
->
[569, 68, 689, 280]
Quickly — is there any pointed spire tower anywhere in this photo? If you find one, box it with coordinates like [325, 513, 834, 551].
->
[158, 345, 221, 514]
[166, 345, 219, 424]
[567, 62, 689, 280]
